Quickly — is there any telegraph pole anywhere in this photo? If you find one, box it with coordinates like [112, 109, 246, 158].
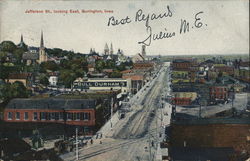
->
[148, 135, 152, 161]
[76, 128, 79, 160]
[110, 97, 113, 130]
[161, 100, 163, 127]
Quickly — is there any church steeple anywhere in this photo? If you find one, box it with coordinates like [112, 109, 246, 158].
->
[40, 31, 44, 48]
[104, 43, 109, 55]
[110, 43, 113, 55]
[18, 34, 27, 48]
[20, 34, 24, 44]
[38, 31, 47, 64]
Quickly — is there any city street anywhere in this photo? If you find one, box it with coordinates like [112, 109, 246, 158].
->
[61, 63, 172, 161]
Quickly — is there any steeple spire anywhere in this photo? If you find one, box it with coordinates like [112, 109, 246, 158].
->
[104, 43, 109, 55]
[110, 43, 113, 55]
[20, 34, 24, 43]
[40, 30, 44, 48]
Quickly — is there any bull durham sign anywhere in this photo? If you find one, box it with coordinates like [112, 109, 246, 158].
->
[73, 81, 127, 89]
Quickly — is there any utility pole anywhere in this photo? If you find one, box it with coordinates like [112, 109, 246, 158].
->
[110, 97, 113, 130]
[148, 135, 152, 161]
[161, 100, 163, 127]
[76, 127, 79, 160]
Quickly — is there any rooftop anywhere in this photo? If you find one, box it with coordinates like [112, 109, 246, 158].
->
[6, 98, 97, 110]
[169, 147, 235, 161]
[8, 73, 32, 79]
[22, 52, 39, 60]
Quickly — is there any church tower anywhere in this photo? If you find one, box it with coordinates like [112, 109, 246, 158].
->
[20, 34, 24, 44]
[18, 34, 26, 48]
[110, 43, 114, 55]
[104, 43, 109, 55]
[38, 31, 48, 64]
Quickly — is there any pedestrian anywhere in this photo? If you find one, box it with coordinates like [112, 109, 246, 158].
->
[96, 133, 98, 139]
[100, 141, 102, 144]
[90, 139, 93, 144]
[100, 133, 102, 138]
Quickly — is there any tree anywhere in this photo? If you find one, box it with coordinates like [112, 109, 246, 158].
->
[95, 60, 105, 72]
[39, 74, 49, 86]
[0, 51, 7, 63]
[9, 81, 30, 98]
[0, 65, 21, 80]
[58, 70, 77, 88]
[40, 61, 59, 72]
[13, 48, 26, 63]
[109, 71, 122, 78]
[0, 41, 17, 53]
[106, 60, 115, 68]
[0, 82, 31, 102]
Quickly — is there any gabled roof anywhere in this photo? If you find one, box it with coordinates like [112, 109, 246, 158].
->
[22, 52, 39, 60]
[6, 98, 97, 110]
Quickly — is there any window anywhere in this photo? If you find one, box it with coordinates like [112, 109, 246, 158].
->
[55, 112, 59, 120]
[67, 113, 73, 120]
[59, 112, 64, 120]
[15, 112, 20, 120]
[51, 112, 55, 120]
[24, 112, 28, 120]
[33, 112, 38, 120]
[84, 112, 90, 121]
[8, 112, 13, 120]
[73, 113, 76, 120]
[40, 112, 46, 120]
[76, 113, 80, 120]
[46, 112, 51, 120]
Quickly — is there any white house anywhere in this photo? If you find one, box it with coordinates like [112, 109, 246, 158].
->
[49, 76, 58, 86]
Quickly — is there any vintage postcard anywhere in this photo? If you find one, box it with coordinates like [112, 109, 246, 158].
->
[0, 0, 249, 161]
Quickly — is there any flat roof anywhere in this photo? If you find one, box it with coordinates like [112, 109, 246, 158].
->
[6, 98, 96, 110]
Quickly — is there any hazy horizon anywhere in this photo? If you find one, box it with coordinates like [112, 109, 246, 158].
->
[0, 0, 249, 56]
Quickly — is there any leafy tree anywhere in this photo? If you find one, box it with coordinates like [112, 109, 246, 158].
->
[109, 71, 122, 78]
[58, 70, 77, 88]
[0, 51, 7, 63]
[95, 60, 105, 72]
[0, 41, 17, 53]
[0, 82, 31, 102]
[13, 48, 26, 63]
[106, 60, 115, 68]
[38, 74, 49, 86]
[0, 65, 22, 80]
[40, 61, 59, 72]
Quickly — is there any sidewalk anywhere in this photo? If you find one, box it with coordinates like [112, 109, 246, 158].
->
[155, 102, 172, 161]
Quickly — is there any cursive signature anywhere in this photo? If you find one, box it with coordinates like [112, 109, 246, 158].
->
[138, 25, 175, 46]
[106, 6, 207, 47]
[135, 6, 173, 27]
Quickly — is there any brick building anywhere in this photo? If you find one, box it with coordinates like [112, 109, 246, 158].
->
[122, 74, 145, 94]
[210, 86, 228, 101]
[170, 120, 250, 160]
[4, 98, 97, 131]
[172, 58, 197, 71]
[172, 97, 192, 106]
[213, 65, 234, 76]
[133, 62, 154, 70]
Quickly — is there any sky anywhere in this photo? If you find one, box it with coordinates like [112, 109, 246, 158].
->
[0, 0, 249, 56]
